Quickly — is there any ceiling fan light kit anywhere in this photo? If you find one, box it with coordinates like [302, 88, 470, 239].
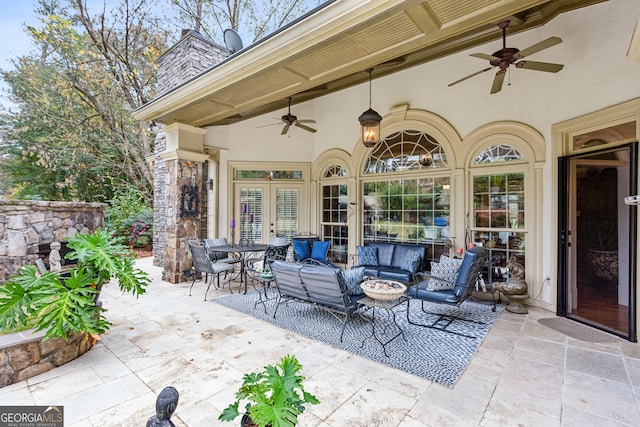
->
[259, 97, 317, 135]
[448, 20, 564, 94]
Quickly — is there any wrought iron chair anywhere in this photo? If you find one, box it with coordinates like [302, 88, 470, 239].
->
[187, 240, 235, 300]
[406, 246, 489, 338]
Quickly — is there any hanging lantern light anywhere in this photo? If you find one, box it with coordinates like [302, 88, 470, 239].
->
[419, 152, 433, 167]
[358, 68, 382, 148]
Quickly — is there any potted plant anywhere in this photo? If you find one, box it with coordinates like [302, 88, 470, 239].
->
[0, 228, 150, 340]
[218, 354, 319, 427]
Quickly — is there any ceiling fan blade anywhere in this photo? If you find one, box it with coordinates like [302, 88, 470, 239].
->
[448, 67, 493, 87]
[295, 123, 317, 133]
[515, 36, 562, 58]
[296, 119, 316, 124]
[490, 69, 506, 94]
[515, 60, 564, 72]
[281, 124, 290, 135]
[470, 53, 499, 61]
[257, 122, 282, 128]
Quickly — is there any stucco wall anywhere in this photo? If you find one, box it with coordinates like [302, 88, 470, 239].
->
[204, 0, 639, 308]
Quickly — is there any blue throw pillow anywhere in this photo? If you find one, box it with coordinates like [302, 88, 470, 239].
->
[293, 240, 310, 261]
[402, 251, 422, 273]
[342, 267, 365, 295]
[357, 246, 378, 266]
[311, 240, 331, 261]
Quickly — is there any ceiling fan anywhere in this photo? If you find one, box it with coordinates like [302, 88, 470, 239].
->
[260, 97, 317, 135]
[448, 20, 564, 94]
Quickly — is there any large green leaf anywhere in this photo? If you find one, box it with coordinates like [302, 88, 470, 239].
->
[29, 268, 111, 340]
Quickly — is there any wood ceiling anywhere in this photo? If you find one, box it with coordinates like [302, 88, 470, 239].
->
[134, 0, 604, 127]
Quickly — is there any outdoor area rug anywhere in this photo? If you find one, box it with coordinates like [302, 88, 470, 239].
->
[212, 289, 504, 387]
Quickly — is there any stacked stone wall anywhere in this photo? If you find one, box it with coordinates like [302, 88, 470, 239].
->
[163, 160, 202, 283]
[0, 332, 94, 388]
[156, 30, 227, 95]
[153, 132, 167, 267]
[0, 200, 105, 282]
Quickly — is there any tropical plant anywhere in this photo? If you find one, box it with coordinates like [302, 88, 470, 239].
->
[218, 354, 319, 427]
[0, 228, 150, 340]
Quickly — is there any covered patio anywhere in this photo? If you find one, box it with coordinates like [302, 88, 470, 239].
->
[2, 257, 639, 426]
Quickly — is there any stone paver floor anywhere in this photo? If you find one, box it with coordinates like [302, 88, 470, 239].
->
[2, 257, 640, 426]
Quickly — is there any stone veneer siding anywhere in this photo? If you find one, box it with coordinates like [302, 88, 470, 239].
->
[156, 30, 227, 95]
[152, 131, 167, 268]
[152, 29, 224, 275]
[163, 160, 204, 283]
[0, 200, 105, 283]
[0, 330, 94, 388]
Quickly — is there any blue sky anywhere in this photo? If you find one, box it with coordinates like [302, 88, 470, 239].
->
[0, 1, 37, 73]
[0, 1, 42, 109]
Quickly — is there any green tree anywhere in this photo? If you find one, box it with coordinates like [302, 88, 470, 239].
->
[0, 0, 169, 201]
[171, 0, 322, 43]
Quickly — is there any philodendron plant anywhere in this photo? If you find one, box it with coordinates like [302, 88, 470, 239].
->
[219, 354, 319, 427]
[0, 228, 150, 340]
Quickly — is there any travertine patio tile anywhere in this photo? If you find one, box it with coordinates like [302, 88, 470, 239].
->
[408, 372, 494, 425]
[397, 416, 429, 426]
[370, 365, 432, 400]
[481, 403, 559, 427]
[566, 346, 628, 384]
[303, 363, 371, 420]
[3, 258, 640, 426]
[0, 381, 35, 405]
[29, 367, 103, 404]
[515, 335, 566, 360]
[563, 371, 640, 425]
[489, 384, 561, 419]
[626, 356, 640, 387]
[88, 392, 157, 426]
[561, 404, 629, 427]
[496, 357, 564, 401]
[54, 373, 150, 425]
[323, 381, 416, 426]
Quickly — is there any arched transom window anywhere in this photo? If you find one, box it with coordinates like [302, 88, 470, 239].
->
[474, 144, 523, 164]
[364, 130, 448, 174]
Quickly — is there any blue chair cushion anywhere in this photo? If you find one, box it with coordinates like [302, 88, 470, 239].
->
[357, 245, 378, 266]
[368, 242, 394, 267]
[401, 251, 422, 273]
[311, 240, 331, 261]
[426, 259, 461, 291]
[341, 266, 365, 295]
[293, 240, 310, 261]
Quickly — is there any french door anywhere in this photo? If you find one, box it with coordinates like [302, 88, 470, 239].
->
[234, 183, 306, 244]
[558, 143, 637, 341]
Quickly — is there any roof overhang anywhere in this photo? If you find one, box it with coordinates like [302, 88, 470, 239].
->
[134, 0, 605, 127]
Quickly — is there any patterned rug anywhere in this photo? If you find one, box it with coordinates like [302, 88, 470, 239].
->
[213, 289, 504, 387]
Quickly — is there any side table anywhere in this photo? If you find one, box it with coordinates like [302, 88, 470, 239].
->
[253, 273, 276, 314]
[358, 295, 408, 357]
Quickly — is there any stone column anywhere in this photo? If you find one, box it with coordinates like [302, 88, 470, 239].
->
[159, 123, 209, 283]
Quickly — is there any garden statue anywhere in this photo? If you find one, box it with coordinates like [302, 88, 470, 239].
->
[494, 256, 529, 314]
[49, 242, 62, 272]
[146, 386, 179, 427]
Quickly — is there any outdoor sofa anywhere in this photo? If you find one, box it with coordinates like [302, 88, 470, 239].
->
[269, 260, 365, 341]
[352, 242, 427, 283]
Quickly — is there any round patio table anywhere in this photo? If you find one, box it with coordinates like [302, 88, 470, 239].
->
[207, 243, 269, 293]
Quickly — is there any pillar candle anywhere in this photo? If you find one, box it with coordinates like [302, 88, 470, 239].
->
[230, 218, 235, 228]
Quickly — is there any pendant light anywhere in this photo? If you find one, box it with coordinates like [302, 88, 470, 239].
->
[358, 68, 382, 148]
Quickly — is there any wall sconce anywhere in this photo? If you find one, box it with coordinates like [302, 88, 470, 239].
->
[205, 179, 214, 190]
[419, 152, 433, 167]
[358, 68, 382, 148]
